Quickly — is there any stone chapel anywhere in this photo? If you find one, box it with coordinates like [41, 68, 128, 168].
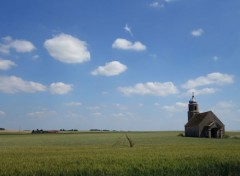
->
[185, 93, 225, 138]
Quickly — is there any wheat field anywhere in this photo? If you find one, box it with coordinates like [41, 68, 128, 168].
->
[0, 131, 239, 175]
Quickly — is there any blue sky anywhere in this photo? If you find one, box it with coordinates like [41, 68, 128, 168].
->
[0, 0, 239, 131]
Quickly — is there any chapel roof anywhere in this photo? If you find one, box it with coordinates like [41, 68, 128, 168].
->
[185, 111, 210, 127]
[185, 110, 225, 128]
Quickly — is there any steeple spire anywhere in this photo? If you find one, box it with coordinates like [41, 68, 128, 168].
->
[189, 92, 197, 103]
[188, 92, 199, 121]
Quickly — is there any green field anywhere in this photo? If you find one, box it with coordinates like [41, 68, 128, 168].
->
[0, 131, 240, 176]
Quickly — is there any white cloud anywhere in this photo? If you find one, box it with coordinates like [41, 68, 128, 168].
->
[0, 76, 73, 95]
[182, 72, 234, 89]
[27, 109, 56, 119]
[119, 81, 178, 96]
[0, 76, 46, 94]
[149, 2, 160, 7]
[149, 0, 174, 8]
[213, 101, 236, 109]
[0, 59, 16, 70]
[0, 111, 6, 116]
[124, 24, 133, 36]
[49, 82, 73, 95]
[182, 88, 217, 97]
[112, 38, 146, 51]
[163, 102, 188, 112]
[66, 112, 81, 119]
[32, 55, 40, 60]
[27, 111, 46, 118]
[149, 2, 164, 8]
[191, 28, 204, 37]
[91, 61, 127, 76]
[154, 102, 161, 106]
[87, 106, 101, 111]
[0, 44, 8, 54]
[212, 56, 220, 62]
[65, 102, 82, 106]
[44, 33, 90, 64]
[0, 36, 35, 54]
[10, 40, 35, 53]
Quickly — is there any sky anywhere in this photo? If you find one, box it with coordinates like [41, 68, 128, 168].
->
[0, 0, 239, 131]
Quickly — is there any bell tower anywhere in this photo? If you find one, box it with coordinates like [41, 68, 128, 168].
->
[188, 92, 199, 121]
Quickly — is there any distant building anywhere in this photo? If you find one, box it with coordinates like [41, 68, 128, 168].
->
[185, 93, 225, 138]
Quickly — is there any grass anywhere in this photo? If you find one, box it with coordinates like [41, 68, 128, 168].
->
[0, 131, 240, 175]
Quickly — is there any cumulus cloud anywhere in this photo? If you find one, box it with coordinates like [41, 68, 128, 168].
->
[149, 1, 164, 8]
[182, 88, 217, 97]
[149, 0, 174, 8]
[91, 61, 127, 76]
[0, 76, 46, 94]
[87, 106, 101, 111]
[49, 82, 73, 94]
[32, 55, 40, 60]
[182, 72, 234, 89]
[44, 33, 90, 64]
[163, 102, 188, 112]
[112, 38, 146, 51]
[0, 76, 73, 95]
[154, 102, 161, 106]
[212, 56, 220, 62]
[212, 101, 236, 112]
[27, 109, 56, 119]
[66, 112, 81, 119]
[191, 28, 204, 37]
[65, 102, 82, 106]
[119, 82, 178, 96]
[10, 40, 35, 53]
[0, 36, 35, 54]
[0, 59, 16, 70]
[213, 101, 236, 110]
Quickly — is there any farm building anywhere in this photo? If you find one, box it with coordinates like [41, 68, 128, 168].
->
[185, 93, 225, 138]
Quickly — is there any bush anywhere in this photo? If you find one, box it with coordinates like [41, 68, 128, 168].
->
[177, 133, 184, 137]
[223, 134, 230, 138]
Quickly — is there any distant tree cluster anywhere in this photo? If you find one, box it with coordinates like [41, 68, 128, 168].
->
[60, 129, 78, 131]
[32, 129, 46, 134]
[32, 129, 59, 134]
[0, 128, 5, 131]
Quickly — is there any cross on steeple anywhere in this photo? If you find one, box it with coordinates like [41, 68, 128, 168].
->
[188, 92, 199, 121]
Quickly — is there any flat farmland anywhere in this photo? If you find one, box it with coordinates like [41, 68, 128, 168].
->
[0, 131, 240, 176]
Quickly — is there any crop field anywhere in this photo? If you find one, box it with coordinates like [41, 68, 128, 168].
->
[0, 131, 240, 176]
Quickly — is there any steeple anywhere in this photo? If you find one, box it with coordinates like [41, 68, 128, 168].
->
[189, 92, 197, 103]
[188, 92, 199, 121]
